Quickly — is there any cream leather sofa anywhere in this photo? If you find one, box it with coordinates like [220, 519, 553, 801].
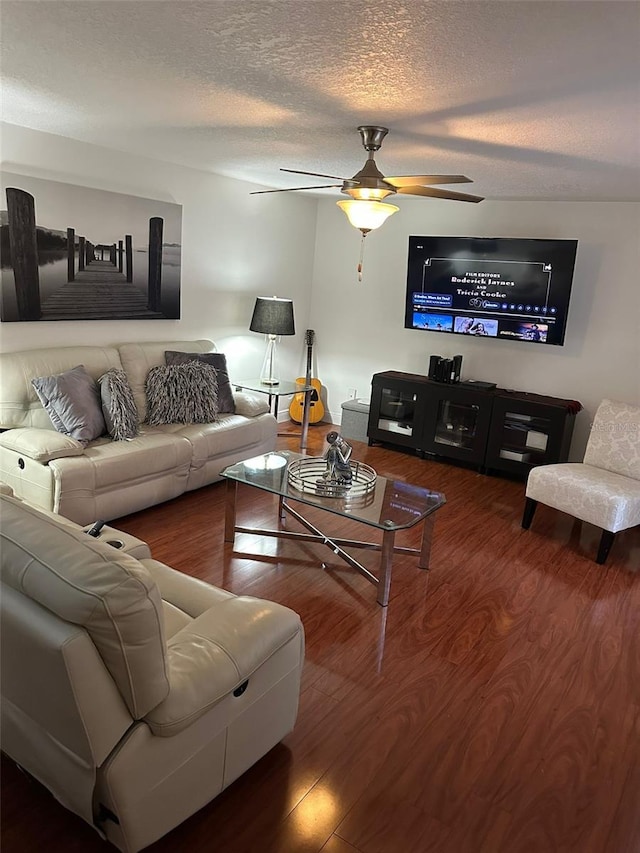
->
[0, 493, 304, 853]
[0, 340, 277, 524]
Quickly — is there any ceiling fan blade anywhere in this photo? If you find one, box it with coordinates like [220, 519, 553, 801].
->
[396, 185, 484, 203]
[385, 175, 473, 187]
[281, 168, 353, 181]
[250, 184, 342, 195]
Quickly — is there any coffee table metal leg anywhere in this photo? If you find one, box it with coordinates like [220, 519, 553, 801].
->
[377, 528, 396, 606]
[418, 514, 436, 569]
[224, 480, 238, 543]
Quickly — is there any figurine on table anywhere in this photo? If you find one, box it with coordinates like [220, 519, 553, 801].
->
[320, 431, 353, 487]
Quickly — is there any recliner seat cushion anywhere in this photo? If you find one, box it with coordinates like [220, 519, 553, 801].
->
[144, 415, 272, 471]
[61, 431, 193, 490]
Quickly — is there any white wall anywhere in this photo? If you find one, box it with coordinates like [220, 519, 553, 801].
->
[0, 123, 318, 384]
[310, 197, 640, 458]
[2, 124, 639, 457]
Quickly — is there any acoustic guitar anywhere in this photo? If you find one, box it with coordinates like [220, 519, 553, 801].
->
[289, 329, 325, 424]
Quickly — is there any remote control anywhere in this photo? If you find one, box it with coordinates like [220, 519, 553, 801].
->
[86, 520, 107, 537]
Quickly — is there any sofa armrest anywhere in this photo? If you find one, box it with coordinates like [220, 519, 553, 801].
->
[144, 597, 303, 737]
[142, 558, 236, 619]
[0, 428, 85, 463]
[232, 392, 270, 417]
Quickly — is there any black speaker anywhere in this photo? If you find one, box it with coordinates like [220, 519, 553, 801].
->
[451, 354, 463, 383]
[437, 359, 452, 383]
[428, 355, 442, 380]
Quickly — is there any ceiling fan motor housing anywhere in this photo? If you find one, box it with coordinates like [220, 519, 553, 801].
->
[357, 126, 389, 151]
[343, 127, 396, 200]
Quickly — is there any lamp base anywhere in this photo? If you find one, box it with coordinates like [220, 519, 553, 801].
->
[259, 335, 280, 386]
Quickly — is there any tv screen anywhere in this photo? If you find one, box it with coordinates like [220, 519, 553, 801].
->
[404, 236, 578, 346]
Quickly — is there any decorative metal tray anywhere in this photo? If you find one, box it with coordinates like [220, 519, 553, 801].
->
[287, 456, 377, 499]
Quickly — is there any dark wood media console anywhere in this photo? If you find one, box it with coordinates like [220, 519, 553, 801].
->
[368, 370, 580, 478]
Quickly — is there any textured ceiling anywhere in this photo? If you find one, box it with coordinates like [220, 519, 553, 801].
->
[1, 0, 639, 201]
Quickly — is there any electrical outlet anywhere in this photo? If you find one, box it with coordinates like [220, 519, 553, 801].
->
[347, 388, 357, 400]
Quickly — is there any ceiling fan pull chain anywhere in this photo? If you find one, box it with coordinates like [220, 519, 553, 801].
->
[357, 232, 367, 282]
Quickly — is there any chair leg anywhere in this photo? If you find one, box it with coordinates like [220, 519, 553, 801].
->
[521, 498, 538, 530]
[596, 530, 616, 564]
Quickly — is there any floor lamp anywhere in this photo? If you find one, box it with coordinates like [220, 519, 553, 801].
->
[249, 296, 295, 385]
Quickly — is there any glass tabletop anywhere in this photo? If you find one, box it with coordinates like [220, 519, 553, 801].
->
[234, 379, 312, 397]
[221, 450, 446, 531]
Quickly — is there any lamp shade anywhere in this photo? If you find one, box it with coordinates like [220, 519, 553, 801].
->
[336, 199, 399, 232]
[249, 296, 295, 336]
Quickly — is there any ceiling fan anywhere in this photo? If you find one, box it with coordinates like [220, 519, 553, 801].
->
[250, 125, 484, 207]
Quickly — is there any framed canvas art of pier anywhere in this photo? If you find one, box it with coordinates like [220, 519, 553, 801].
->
[0, 174, 182, 321]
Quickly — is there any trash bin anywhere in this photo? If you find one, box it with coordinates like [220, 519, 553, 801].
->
[340, 399, 370, 443]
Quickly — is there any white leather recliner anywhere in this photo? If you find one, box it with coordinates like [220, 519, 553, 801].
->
[0, 494, 304, 852]
[522, 398, 640, 563]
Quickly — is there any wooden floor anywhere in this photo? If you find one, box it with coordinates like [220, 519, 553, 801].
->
[2, 423, 639, 853]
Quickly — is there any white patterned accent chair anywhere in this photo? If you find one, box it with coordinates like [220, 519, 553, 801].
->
[522, 399, 640, 564]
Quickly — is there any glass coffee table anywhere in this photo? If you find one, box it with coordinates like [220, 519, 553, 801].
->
[221, 450, 446, 606]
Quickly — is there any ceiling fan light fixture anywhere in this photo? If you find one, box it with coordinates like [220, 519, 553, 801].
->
[344, 186, 395, 201]
[336, 199, 399, 233]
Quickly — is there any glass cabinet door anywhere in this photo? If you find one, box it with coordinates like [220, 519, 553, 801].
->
[368, 373, 430, 450]
[434, 400, 481, 450]
[485, 394, 576, 476]
[419, 385, 493, 464]
[497, 411, 551, 464]
[377, 387, 417, 437]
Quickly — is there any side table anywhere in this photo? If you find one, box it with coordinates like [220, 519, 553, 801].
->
[234, 379, 313, 452]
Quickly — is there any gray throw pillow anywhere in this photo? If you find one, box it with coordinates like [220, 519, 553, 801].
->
[164, 351, 235, 414]
[145, 362, 219, 425]
[31, 365, 106, 444]
[98, 369, 140, 440]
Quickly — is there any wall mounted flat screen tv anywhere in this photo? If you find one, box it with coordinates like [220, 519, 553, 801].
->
[404, 236, 578, 346]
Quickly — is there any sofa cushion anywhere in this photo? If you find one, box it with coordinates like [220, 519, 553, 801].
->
[43, 432, 194, 525]
[0, 496, 169, 718]
[165, 351, 235, 414]
[65, 431, 193, 489]
[98, 369, 139, 440]
[31, 365, 106, 444]
[145, 414, 270, 469]
[118, 340, 213, 423]
[145, 363, 219, 425]
[0, 346, 123, 430]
